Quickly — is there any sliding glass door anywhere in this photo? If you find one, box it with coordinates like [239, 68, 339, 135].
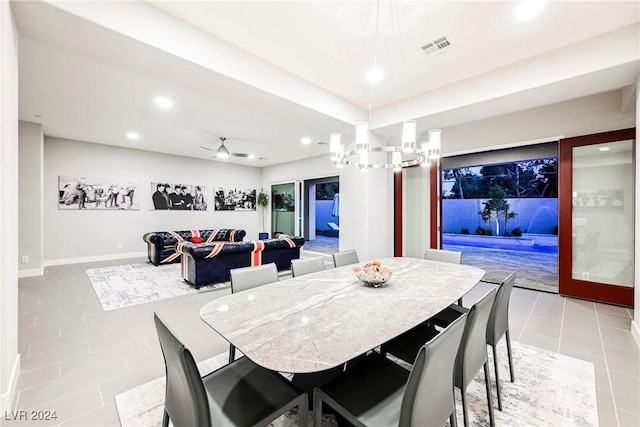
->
[439, 143, 559, 292]
[558, 128, 635, 306]
[271, 183, 296, 237]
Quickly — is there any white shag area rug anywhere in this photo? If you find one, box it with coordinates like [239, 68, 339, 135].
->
[85, 262, 229, 311]
[115, 341, 598, 427]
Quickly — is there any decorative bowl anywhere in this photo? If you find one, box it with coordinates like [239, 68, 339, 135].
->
[354, 261, 392, 288]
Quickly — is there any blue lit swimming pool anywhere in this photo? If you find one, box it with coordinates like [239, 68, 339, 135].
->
[442, 233, 558, 254]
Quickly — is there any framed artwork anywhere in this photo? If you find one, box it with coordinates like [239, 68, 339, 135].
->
[58, 175, 140, 210]
[214, 187, 256, 211]
[151, 182, 208, 211]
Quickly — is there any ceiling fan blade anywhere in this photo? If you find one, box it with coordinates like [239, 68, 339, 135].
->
[200, 145, 216, 152]
[231, 153, 250, 158]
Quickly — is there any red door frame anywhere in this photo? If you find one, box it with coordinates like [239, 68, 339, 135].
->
[558, 128, 635, 307]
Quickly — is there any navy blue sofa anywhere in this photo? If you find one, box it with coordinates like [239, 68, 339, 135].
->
[143, 228, 246, 265]
[179, 236, 304, 288]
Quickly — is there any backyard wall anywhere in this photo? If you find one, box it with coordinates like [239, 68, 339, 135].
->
[315, 199, 339, 232]
[442, 198, 558, 235]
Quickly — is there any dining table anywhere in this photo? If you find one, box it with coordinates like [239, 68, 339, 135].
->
[200, 256, 485, 373]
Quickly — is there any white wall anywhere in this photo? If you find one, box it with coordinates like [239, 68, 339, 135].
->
[44, 137, 263, 264]
[403, 166, 430, 258]
[0, 0, 20, 413]
[263, 91, 636, 264]
[441, 91, 635, 156]
[262, 154, 395, 261]
[411, 91, 636, 249]
[18, 121, 43, 276]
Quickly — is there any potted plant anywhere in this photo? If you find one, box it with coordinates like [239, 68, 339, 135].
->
[257, 189, 269, 240]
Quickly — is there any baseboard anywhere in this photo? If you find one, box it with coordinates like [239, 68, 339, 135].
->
[632, 319, 640, 350]
[0, 354, 20, 414]
[18, 267, 44, 278]
[44, 251, 147, 267]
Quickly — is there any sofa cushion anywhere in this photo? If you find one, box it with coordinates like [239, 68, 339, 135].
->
[182, 237, 304, 260]
[143, 228, 247, 265]
[180, 236, 305, 287]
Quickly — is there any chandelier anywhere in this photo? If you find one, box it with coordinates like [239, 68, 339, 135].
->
[328, 1, 441, 172]
[329, 124, 441, 171]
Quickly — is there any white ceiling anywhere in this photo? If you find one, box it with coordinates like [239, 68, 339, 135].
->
[12, 0, 640, 167]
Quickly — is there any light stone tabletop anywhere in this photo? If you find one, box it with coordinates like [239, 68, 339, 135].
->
[200, 257, 485, 373]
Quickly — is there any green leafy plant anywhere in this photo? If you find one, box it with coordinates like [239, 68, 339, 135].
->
[510, 227, 522, 237]
[257, 189, 269, 231]
[475, 226, 492, 236]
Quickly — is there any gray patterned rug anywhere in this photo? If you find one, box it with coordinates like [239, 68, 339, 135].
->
[85, 263, 229, 311]
[115, 341, 598, 426]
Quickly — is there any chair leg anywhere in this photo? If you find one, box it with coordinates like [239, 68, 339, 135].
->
[484, 362, 496, 427]
[297, 395, 309, 427]
[162, 409, 169, 427]
[450, 390, 458, 427]
[229, 344, 236, 364]
[460, 389, 469, 427]
[313, 391, 323, 427]
[506, 329, 515, 382]
[492, 344, 502, 411]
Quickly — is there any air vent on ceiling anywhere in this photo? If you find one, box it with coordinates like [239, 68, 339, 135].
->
[421, 36, 452, 56]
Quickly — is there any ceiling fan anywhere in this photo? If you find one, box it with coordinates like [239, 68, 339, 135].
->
[201, 137, 254, 159]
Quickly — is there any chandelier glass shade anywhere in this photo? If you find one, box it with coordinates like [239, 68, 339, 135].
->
[329, 122, 441, 171]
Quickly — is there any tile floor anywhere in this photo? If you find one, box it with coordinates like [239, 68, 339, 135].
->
[6, 258, 639, 426]
[301, 235, 339, 254]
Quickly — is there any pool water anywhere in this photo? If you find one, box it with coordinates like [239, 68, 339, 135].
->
[442, 237, 558, 254]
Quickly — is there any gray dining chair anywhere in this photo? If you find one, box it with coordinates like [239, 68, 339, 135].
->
[228, 263, 278, 363]
[455, 289, 497, 427]
[380, 289, 497, 427]
[424, 248, 463, 305]
[332, 249, 359, 267]
[153, 313, 308, 427]
[424, 248, 462, 264]
[487, 271, 516, 411]
[314, 314, 467, 427]
[430, 271, 517, 411]
[291, 256, 326, 277]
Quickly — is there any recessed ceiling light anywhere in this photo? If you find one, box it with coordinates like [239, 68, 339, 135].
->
[301, 137, 312, 145]
[248, 154, 256, 160]
[514, 0, 546, 21]
[154, 96, 173, 109]
[599, 147, 610, 152]
[126, 131, 140, 140]
[366, 67, 384, 83]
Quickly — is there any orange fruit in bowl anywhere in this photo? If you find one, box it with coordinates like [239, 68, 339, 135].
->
[373, 259, 382, 267]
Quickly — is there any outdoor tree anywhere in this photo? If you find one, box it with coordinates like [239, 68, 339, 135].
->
[443, 158, 558, 200]
[479, 185, 517, 236]
[316, 182, 339, 200]
[442, 167, 483, 199]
